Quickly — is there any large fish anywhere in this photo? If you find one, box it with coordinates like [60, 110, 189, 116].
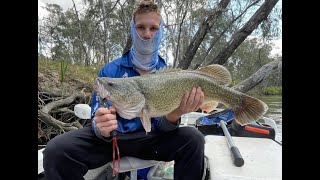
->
[94, 64, 268, 133]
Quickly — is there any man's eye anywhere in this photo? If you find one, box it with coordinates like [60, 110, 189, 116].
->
[151, 27, 159, 31]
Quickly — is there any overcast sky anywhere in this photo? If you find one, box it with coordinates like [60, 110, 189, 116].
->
[39, 0, 81, 11]
[38, 0, 282, 56]
[39, 0, 85, 19]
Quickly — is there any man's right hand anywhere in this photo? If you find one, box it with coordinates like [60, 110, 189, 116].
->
[94, 106, 118, 137]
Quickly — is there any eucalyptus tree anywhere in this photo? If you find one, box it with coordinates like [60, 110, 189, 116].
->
[40, 4, 69, 61]
[209, 0, 280, 66]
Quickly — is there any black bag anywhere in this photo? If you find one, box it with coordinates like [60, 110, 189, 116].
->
[195, 109, 234, 135]
[230, 120, 276, 140]
[195, 109, 276, 140]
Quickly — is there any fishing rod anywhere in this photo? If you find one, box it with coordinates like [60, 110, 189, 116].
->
[99, 97, 120, 177]
[220, 120, 244, 167]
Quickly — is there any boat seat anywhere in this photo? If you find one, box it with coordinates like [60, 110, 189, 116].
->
[112, 156, 160, 173]
[39, 147, 160, 180]
[84, 156, 160, 180]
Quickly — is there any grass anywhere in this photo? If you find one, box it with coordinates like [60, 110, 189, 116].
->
[38, 58, 101, 85]
[262, 86, 282, 95]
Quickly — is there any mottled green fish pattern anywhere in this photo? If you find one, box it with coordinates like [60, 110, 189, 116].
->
[94, 64, 268, 133]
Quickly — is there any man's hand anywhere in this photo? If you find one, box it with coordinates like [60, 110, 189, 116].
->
[166, 87, 205, 124]
[94, 106, 118, 137]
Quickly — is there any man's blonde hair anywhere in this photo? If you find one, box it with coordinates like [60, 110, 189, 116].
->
[133, 0, 161, 19]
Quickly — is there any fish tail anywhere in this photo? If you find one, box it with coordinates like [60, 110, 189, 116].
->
[232, 95, 268, 125]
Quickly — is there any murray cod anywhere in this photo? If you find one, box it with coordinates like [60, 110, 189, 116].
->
[94, 64, 268, 133]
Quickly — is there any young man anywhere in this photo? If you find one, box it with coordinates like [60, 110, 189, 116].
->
[43, 1, 205, 179]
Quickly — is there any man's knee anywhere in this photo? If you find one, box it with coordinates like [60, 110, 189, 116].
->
[179, 126, 205, 148]
[43, 134, 70, 162]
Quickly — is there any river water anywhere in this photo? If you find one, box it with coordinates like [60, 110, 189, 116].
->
[254, 95, 282, 140]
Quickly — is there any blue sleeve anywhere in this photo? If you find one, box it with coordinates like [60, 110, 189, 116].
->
[90, 68, 113, 139]
[91, 68, 106, 120]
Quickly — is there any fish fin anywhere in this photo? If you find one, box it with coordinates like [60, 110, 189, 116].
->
[196, 64, 232, 86]
[141, 108, 152, 134]
[232, 95, 268, 125]
[155, 67, 182, 74]
[113, 98, 145, 119]
[199, 100, 219, 113]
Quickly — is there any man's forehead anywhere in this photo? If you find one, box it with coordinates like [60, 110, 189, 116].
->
[136, 20, 160, 26]
[135, 13, 161, 26]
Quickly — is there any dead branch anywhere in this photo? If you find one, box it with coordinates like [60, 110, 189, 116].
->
[38, 110, 78, 132]
[232, 58, 281, 93]
[38, 92, 90, 144]
[41, 94, 83, 113]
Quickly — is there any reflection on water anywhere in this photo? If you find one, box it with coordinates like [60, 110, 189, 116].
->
[255, 95, 282, 138]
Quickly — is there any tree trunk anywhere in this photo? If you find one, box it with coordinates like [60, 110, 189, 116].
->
[192, 0, 261, 69]
[232, 58, 282, 93]
[72, 0, 90, 66]
[173, 10, 187, 68]
[123, 34, 132, 55]
[100, 0, 109, 64]
[177, 0, 231, 69]
[207, 0, 279, 66]
[100, 0, 120, 63]
[122, 0, 135, 55]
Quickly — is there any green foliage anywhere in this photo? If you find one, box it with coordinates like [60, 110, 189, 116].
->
[60, 60, 68, 83]
[262, 86, 282, 95]
[229, 79, 241, 87]
[38, 56, 101, 85]
[226, 37, 276, 79]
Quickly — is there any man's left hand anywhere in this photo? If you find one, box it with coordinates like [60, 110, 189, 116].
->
[166, 87, 204, 124]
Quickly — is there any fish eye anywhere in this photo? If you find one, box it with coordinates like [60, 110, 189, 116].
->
[107, 82, 113, 86]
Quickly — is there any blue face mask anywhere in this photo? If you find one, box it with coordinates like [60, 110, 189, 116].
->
[130, 16, 164, 71]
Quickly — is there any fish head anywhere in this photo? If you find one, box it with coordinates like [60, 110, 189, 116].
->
[94, 77, 145, 109]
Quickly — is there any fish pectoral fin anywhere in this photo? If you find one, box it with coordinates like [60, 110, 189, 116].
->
[141, 108, 152, 134]
[200, 100, 219, 113]
[113, 98, 145, 120]
[196, 64, 232, 86]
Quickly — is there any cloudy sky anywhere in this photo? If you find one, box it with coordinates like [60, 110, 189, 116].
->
[39, 0, 81, 11]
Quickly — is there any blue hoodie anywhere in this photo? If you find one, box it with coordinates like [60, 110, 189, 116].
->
[91, 50, 180, 140]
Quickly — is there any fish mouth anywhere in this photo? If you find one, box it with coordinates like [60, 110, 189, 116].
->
[94, 81, 111, 99]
